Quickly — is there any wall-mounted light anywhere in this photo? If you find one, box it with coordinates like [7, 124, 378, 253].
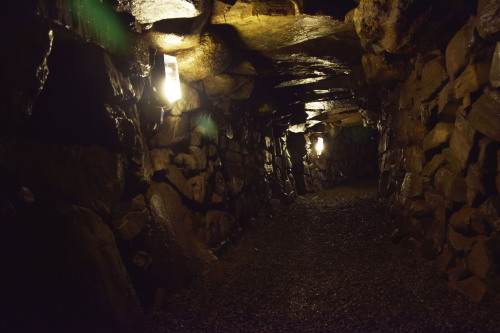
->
[162, 55, 182, 103]
[315, 137, 324, 156]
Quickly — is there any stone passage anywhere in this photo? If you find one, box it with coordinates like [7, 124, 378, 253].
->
[145, 180, 500, 332]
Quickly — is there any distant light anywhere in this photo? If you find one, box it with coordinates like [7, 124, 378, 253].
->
[315, 137, 324, 156]
[162, 55, 182, 103]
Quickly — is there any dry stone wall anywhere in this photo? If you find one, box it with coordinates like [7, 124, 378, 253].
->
[0, 1, 296, 331]
[356, 0, 500, 302]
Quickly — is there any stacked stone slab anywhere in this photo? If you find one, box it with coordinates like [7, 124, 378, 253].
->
[355, 0, 500, 302]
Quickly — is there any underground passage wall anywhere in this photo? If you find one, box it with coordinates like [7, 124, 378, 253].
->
[0, 0, 499, 331]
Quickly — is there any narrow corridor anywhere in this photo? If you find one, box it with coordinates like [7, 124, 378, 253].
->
[146, 179, 500, 332]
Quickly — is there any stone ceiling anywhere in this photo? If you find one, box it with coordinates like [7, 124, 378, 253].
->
[119, 0, 366, 133]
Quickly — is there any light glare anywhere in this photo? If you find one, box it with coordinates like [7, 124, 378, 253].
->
[162, 55, 182, 103]
[315, 137, 324, 156]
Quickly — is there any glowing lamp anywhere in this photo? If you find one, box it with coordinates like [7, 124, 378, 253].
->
[315, 137, 324, 156]
[162, 55, 182, 103]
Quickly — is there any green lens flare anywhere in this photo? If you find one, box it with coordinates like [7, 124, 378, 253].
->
[195, 114, 218, 141]
[68, 0, 130, 53]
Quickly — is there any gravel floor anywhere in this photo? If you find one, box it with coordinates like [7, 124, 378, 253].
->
[145, 179, 500, 333]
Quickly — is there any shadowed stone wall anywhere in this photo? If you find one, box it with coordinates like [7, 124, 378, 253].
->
[354, 0, 500, 302]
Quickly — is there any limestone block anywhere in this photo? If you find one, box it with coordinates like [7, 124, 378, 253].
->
[150, 115, 190, 148]
[112, 194, 151, 240]
[189, 145, 208, 170]
[188, 175, 207, 203]
[466, 163, 494, 206]
[147, 182, 215, 288]
[58, 204, 142, 328]
[420, 56, 449, 102]
[456, 276, 487, 302]
[116, 0, 207, 23]
[165, 165, 193, 200]
[490, 42, 500, 87]
[403, 146, 423, 173]
[176, 32, 231, 82]
[447, 225, 472, 252]
[474, 196, 500, 231]
[150, 149, 174, 171]
[437, 82, 460, 121]
[476, 0, 500, 40]
[468, 87, 500, 141]
[446, 17, 477, 79]
[361, 53, 408, 84]
[203, 74, 237, 96]
[401, 172, 423, 199]
[422, 154, 445, 179]
[425, 207, 446, 253]
[174, 153, 197, 171]
[467, 236, 492, 278]
[171, 81, 201, 116]
[434, 166, 467, 203]
[423, 123, 454, 152]
[454, 60, 491, 100]
[406, 119, 427, 145]
[229, 60, 257, 76]
[445, 112, 477, 172]
[449, 205, 476, 231]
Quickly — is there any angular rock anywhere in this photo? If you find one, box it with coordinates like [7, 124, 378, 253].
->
[146, 182, 215, 290]
[112, 194, 151, 240]
[447, 225, 473, 252]
[423, 123, 454, 152]
[445, 112, 477, 172]
[188, 175, 208, 203]
[422, 154, 445, 179]
[434, 166, 467, 203]
[476, 0, 500, 40]
[467, 236, 492, 278]
[171, 81, 201, 116]
[449, 205, 476, 231]
[204, 210, 235, 246]
[403, 146, 423, 173]
[150, 149, 174, 171]
[116, 0, 207, 24]
[446, 16, 477, 79]
[176, 32, 230, 81]
[361, 53, 408, 84]
[189, 146, 208, 170]
[456, 276, 488, 302]
[150, 115, 190, 148]
[491, 42, 500, 88]
[161, 165, 192, 200]
[420, 56, 449, 102]
[401, 172, 423, 199]
[425, 207, 447, 254]
[466, 163, 494, 206]
[437, 82, 460, 121]
[474, 196, 500, 231]
[454, 60, 491, 100]
[468, 87, 500, 141]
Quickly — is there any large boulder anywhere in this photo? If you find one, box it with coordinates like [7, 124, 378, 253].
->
[476, 0, 500, 40]
[116, 0, 208, 24]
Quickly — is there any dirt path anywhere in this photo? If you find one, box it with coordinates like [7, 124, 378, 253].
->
[145, 179, 500, 332]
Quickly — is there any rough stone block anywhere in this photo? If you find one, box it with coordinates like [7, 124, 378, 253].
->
[450, 205, 476, 231]
[150, 115, 190, 148]
[434, 166, 467, 203]
[422, 154, 445, 179]
[446, 112, 477, 172]
[165, 165, 194, 200]
[423, 123, 454, 152]
[433, 244, 455, 273]
[456, 276, 488, 302]
[437, 82, 460, 122]
[112, 195, 151, 240]
[403, 146, 423, 173]
[188, 175, 208, 203]
[421, 56, 449, 102]
[468, 87, 500, 142]
[467, 236, 492, 278]
[171, 81, 201, 116]
[446, 16, 477, 79]
[454, 60, 491, 100]
[491, 42, 500, 88]
[474, 196, 500, 232]
[150, 149, 174, 171]
[401, 172, 423, 199]
[476, 0, 500, 40]
[447, 225, 472, 252]
[361, 53, 408, 84]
